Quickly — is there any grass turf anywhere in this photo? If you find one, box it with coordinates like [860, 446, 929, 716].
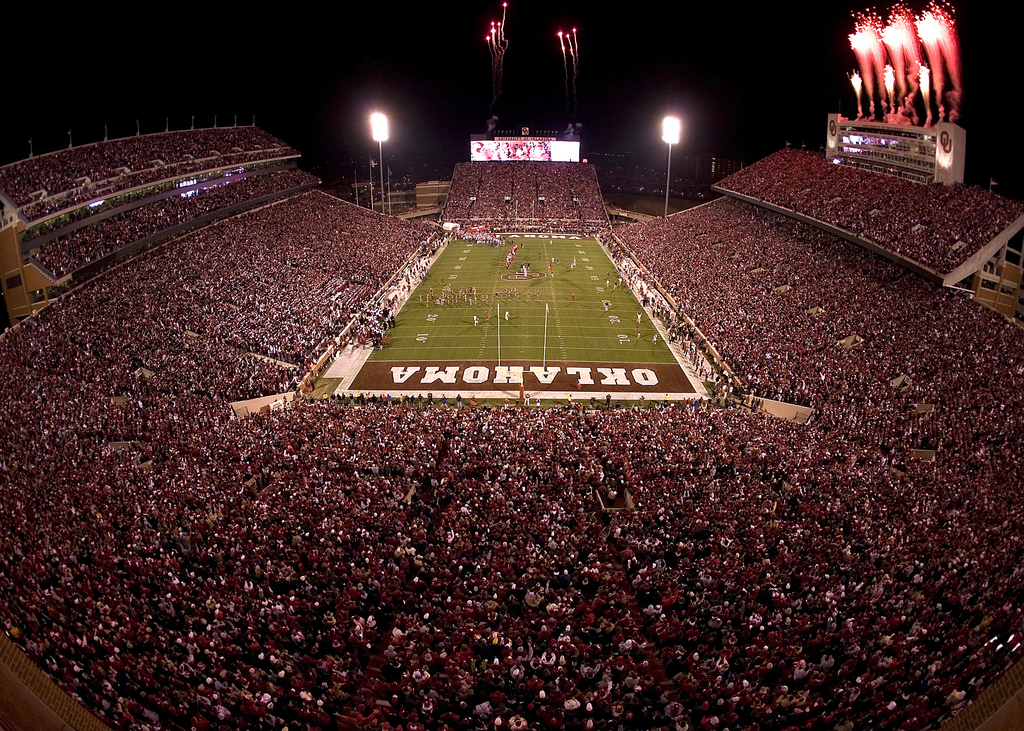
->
[369, 236, 677, 366]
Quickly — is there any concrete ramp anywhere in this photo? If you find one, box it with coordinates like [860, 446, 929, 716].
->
[230, 391, 296, 418]
[746, 396, 815, 424]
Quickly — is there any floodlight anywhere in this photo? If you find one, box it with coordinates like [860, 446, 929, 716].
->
[662, 116, 681, 145]
[371, 113, 389, 142]
[662, 117, 681, 217]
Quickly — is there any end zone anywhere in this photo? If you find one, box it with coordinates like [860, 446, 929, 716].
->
[343, 359, 702, 401]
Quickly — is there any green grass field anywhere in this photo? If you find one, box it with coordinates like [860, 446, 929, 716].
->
[370, 236, 677, 365]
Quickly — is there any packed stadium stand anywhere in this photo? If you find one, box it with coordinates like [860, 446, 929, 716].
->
[1, 131, 1024, 731]
[0, 127, 311, 324]
[0, 127, 298, 221]
[712, 149, 1024, 282]
[32, 169, 320, 280]
[442, 161, 609, 234]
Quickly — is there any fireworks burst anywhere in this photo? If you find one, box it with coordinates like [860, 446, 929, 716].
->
[881, 5, 921, 123]
[849, 71, 864, 116]
[485, 3, 510, 114]
[916, 1, 961, 122]
[849, 12, 885, 118]
[557, 31, 569, 115]
[918, 62, 932, 126]
[568, 27, 580, 119]
[556, 26, 580, 119]
[847, 2, 960, 126]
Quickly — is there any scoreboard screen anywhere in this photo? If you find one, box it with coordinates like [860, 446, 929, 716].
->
[471, 140, 580, 162]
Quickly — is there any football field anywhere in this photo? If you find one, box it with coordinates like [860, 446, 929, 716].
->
[343, 235, 700, 400]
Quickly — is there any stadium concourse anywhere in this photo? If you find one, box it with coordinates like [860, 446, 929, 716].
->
[0, 135, 1023, 731]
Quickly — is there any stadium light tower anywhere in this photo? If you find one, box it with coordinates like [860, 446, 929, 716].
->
[662, 116, 681, 218]
[371, 113, 389, 215]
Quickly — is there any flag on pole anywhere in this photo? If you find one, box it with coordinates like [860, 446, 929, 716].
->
[546, 303, 549, 314]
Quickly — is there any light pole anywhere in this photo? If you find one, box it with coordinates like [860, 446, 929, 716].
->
[662, 116, 681, 218]
[371, 113, 388, 215]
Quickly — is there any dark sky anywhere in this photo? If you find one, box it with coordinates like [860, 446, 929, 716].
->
[2, 1, 1022, 197]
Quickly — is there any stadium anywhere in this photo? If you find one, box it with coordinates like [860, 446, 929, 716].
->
[2, 3, 1024, 731]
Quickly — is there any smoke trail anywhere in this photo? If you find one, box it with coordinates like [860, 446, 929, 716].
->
[883, 64, 896, 120]
[933, 3, 961, 122]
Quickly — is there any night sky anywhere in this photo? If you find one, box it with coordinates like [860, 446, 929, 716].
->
[2, 2, 1022, 196]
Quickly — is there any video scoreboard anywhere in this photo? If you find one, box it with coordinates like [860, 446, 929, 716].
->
[470, 129, 581, 162]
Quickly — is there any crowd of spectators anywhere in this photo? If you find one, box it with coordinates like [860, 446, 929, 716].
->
[2, 394, 1022, 730]
[714, 149, 1024, 275]
[616, 197, 1005, 415]
[443, 162, 608, 234]
[32, 169, 318, 279]
[4, 188, 430, 404]
[1, 158, 1024, 731]
[0, 127, 298, 221]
